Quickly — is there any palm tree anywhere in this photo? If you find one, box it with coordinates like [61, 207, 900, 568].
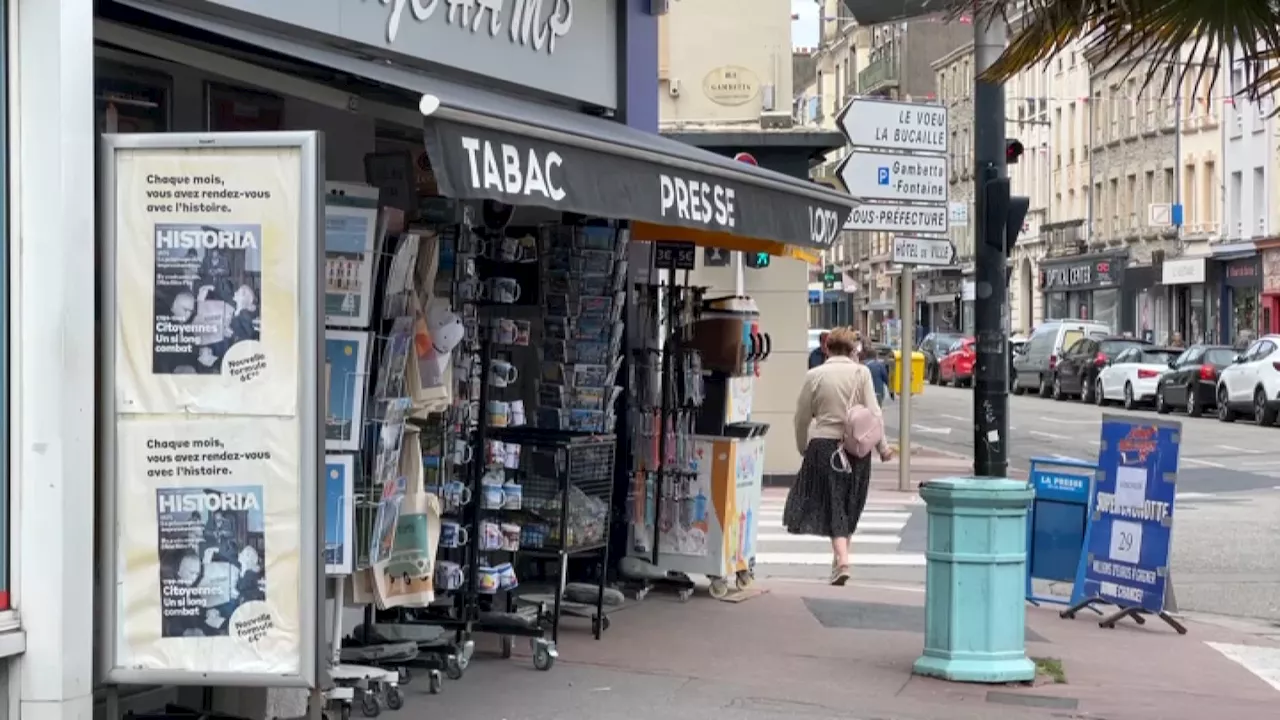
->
[965, 0, 1280, 100]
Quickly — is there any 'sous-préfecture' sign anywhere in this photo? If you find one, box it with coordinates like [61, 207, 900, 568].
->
[891, 235, 956, 267]
[834, 97, 949, 239]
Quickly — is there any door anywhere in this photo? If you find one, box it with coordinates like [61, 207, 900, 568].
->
[1102, 348, 1138, 398]
[1059, 338, 1097, 394]
[1224, 340, 1265, 403]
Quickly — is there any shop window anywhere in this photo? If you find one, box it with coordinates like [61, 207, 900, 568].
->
[1093, 289, 1120, 334]
[95, 62, 172, 134]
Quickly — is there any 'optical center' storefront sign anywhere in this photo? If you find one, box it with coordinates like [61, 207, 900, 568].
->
[186, 0, 619, 108]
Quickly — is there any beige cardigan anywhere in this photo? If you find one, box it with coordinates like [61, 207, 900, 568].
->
[793, 356, 888, 456]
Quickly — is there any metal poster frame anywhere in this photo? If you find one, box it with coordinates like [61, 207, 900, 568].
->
[98, 131, 324, 688]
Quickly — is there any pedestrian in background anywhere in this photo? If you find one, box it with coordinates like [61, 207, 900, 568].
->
[785, 327, 895, 586]
[808, 330, 829, 369]
[862, 349, 892, 405]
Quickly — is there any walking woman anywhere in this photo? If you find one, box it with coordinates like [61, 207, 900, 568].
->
[784, 327, 895, 585]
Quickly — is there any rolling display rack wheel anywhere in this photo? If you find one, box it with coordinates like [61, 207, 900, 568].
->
[427, 670, 444, 695]
[592, 615, 611, 634]
[359, 692, 381, 718]
[397, 667, 411, 685]
[444, 653, 465, 680]
[501, 635, 514, 659]
[384, 686, 404, 711]
[735, 570, 754, 590]
[531, 638, 558, 671]
[708, 577, 730, 599]
[677, 587, 693, 602]
[340, 702, 352, 720]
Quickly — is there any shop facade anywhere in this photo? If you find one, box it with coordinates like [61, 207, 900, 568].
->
[918, 273, 962, 335]
[1217, 253, 1264, 348]
[1259, 241, 1280, 335]
[12, 2, 854, 718]
[1160, 256, 1208, 345]
[1037, 252, 1127, 332]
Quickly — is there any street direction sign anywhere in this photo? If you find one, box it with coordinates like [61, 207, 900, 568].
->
[892, 235, 956, 267]
[836, 98, 948, 155]
[843, 203, 948, 235]
[837, 150, 948, 203]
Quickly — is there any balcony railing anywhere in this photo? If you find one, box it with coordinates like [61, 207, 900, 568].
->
[858, 50, 900, 94]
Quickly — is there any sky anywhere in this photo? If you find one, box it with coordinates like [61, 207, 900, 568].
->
[792, 0, 819, 49]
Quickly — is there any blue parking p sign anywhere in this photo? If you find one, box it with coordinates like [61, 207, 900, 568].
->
[877, 167, 890, 185]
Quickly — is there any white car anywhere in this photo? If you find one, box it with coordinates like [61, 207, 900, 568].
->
[1097, 346, 1181, 409]
[808, 328, 829, 352]
[1216, 334, 1280, 424]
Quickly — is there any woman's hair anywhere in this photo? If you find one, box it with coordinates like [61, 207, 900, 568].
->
[825, 327, 859, 356]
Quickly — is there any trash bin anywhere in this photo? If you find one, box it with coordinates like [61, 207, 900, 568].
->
[892, 351, 926, 395]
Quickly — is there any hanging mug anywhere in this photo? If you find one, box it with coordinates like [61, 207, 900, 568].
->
[449, 439, 473, 466]
[487, 236, 534, 263]
[502, 444, 522, 471]
[434, 561, 468, 591]
[476, 566, 500, 594]
[502, 481, 523, 510]
[509, 399, 527, 427]
[486, 400, 511, 428]
[487, 277, 522, 304]
[481, 481, 507, 510]
[479, 521, 504, 550]
[490, 317, 518, 345]
[495, 561, 519, 590]
[439, 520, 470, 549]
[440, 480, 472, 511]
[489, 360, 519, 388]
[457, 278, 488, 302]
[513, 319, 532, 346]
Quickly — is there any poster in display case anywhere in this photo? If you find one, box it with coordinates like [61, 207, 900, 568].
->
[99, 131, 322, 688]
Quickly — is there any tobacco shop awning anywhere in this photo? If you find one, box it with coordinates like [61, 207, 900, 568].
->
[103, 2, 856, 251]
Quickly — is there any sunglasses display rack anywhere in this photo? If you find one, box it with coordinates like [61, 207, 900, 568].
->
[619, 276, 707, 601]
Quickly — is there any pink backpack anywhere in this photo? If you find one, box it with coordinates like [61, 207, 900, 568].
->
[831, 391, 884, 470]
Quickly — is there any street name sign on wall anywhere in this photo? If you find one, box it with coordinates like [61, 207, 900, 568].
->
[891, 235, 956, 266]
[838, 150, 948, 203]
[836, 99, 948, 154]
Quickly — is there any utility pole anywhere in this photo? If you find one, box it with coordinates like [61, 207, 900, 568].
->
[972, 17, 1010, 478]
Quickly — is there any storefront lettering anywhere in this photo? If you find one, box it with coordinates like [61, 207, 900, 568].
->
[659, 174, 737, 228]
[1227, 263, 1257, 278]
[809, 206, 840, 247]
[382, 0, 574, 52]
[460, 136, 566, 201]
[1044, 264, 1092, 288]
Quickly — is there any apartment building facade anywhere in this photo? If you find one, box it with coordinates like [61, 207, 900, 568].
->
[932, 41, 1053, 338]
[657, 0, 845, 476]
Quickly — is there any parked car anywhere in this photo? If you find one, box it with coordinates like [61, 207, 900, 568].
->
[1216, 334, 1280, 424]
[1011, 320, 1111, 397]
[1055, 335, 1151, 402]
[1096, 346, 1181, 409]
[938, 337, 976, 386]
[1008, 334, 1029, 391]
[1154, 344, 1236, 416]
[921, 332, 965, 385]
[808, 328, 829, 352]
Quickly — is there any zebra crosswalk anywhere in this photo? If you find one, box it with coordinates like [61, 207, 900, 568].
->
[754, 488, 926, 569]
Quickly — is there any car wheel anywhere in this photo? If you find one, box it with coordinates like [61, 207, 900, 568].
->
[1052, 374, 1066, 401]
[928, 364, 939, 385]
[1255, 387, 1278, 426]
[1038, 375, 1052, 398]
[1012, 372, 1025, 395]
[1218, 386, 1236, 423]
[1082, 375, 1096, 404]
[1095, 378, 1107, 406]
[1186, 385, 1202, 417]
[1156, 387, 1170, 414]
[1123, 382, 1137, 410]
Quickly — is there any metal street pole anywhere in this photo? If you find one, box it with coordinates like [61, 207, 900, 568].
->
[898, 267, 913, 491]
[972, 16, 1010, 478]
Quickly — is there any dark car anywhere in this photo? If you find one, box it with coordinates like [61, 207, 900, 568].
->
[921, 332, 964, 385]
[1154, 344, 1237, 417]
[1054, 335, 1151, 402]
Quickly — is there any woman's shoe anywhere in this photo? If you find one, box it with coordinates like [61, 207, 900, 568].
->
[830, 564, 851, 586]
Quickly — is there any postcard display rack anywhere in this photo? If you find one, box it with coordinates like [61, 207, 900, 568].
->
[623, 284, 769, 600]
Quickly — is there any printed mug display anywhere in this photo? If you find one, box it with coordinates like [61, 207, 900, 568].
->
[487, 277, 521, 304]
[489, 360, 519, 388]
[439, 520, 470, 549]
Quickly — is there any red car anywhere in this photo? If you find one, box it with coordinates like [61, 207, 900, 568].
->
[938, 337, 976, 387]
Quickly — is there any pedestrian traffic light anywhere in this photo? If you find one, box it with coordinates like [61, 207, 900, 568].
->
[980, 176, 1032, 254]
[822, 264, 836, 289]
[745, 251, 771, 269]
[1006, 139, 1025, 165]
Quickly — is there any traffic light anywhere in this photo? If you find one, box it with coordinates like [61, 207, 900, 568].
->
[980, 176, 1031, 254]
[745, 251, 771, 269]
[1006, 139, 1025, 165]
[822, 264, 836, 288]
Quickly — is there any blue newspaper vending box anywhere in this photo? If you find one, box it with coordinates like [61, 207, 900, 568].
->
[1025, 458, 1095, 606]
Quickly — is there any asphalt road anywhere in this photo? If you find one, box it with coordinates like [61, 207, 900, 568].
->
[884, 385, 1280, 621]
